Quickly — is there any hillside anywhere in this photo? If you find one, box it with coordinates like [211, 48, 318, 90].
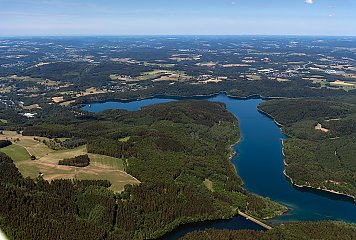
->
[259, 97, 356, 198]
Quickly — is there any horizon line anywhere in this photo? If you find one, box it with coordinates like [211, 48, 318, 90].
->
[1, 34, 356, 38]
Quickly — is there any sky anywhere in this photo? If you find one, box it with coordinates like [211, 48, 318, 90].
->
[0, 0, 355, 36]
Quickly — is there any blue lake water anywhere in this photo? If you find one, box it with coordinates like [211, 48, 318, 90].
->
[82, 94, 356, 238]
[81, 98, 176, 112]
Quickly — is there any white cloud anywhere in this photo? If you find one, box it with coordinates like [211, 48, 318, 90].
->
[305, 0, 313, 4]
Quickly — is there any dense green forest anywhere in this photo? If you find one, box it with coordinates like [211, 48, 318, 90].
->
[259, 96, 356, 198]
[0, 152, 114, 240]
[0, 100, 285, 239]
[181, 221, 356, 240]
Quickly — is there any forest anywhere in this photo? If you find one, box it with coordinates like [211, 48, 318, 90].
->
[0, 100, 286, 239]
[0, 152, 114, 240]
[58, 154, 90, 167]
[182, 221, 356, 240]
[0, 140, 12, 148]
[259, 96, 356, 198]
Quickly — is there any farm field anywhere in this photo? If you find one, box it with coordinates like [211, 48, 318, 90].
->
[319, 80, 356, 91]
[110, 69, 192, 82]
[0, 131, 139, 192]
[0, 144, 31, 162]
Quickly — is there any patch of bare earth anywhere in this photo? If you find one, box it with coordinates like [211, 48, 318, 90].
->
[315, 123, 329, 133]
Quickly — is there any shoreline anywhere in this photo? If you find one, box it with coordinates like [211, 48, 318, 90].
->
[256, 108, 284, 128]
[227, 128, 288, 223]
[281, 141, 356, 203]
[227, 137, 240, 177]
[74, 91, 289, 107]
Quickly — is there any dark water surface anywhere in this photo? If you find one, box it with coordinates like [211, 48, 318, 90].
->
[82, 94, 356, 239]
[160, 215, 266, 240]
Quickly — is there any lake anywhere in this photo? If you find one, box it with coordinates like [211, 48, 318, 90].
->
[82, 94, 356, 238]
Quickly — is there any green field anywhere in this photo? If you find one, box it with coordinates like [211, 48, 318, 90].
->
[138, 70, 166, 80]
[47, 145, 87, 159]
[16, 138, 52, 158]
[89, 154, 125, 169]
[319, 81, 356, 91]
[0, 144, 31, 162]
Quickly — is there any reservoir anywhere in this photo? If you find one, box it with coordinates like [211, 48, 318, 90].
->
[82, 94, 356, 238]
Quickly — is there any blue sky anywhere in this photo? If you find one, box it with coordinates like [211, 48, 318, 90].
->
[0, 0, 355, 36]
